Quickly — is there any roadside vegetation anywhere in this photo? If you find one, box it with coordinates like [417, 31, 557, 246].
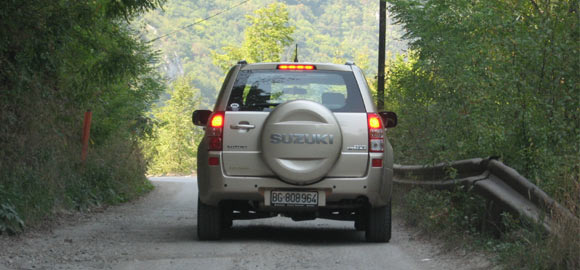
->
[385, 0, 579, 269]
[0, 0, 165, 234]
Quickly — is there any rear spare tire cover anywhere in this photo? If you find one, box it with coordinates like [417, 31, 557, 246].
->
[261, 100, 343, 185]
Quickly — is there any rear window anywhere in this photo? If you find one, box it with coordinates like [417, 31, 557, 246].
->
[226, 70, 365, 112]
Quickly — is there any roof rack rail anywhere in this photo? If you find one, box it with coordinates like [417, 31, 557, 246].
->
[237, 60, 248, 65]
[345, 61, 355, 65]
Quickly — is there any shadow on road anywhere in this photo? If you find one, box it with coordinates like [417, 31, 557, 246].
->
[207, 224, 370, 245]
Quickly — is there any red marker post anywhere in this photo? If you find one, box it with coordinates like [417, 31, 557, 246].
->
[81, 110, 92, 163]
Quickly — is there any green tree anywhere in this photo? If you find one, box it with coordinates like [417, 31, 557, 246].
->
[386, 0, 579, 194]
[145, 76, 203, 175]
[212, 2, 295, 71]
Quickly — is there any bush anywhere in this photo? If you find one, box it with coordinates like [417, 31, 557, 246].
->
[396, 186, 580, 269]
[398, 187, 486, 239]
[0, 0, 164, 233]
[0, 189, 24, 235]
[386, 1, 579, 268]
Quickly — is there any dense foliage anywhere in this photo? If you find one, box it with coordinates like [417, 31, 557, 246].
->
[386, 1, 579, 268]
[0, 0, 165, 233]
[386, 0, 578, 207]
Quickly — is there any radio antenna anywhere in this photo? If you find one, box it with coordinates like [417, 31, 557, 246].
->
[293, 44, 299, 62]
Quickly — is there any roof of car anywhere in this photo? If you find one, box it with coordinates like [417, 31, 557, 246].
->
[239, 62, 354, 72]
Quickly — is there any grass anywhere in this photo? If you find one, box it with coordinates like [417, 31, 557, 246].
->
[0, 131, 153, 235]
[394, 185, 580, 269]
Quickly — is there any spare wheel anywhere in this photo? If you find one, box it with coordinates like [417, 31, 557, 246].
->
[261, 100, 343, 185]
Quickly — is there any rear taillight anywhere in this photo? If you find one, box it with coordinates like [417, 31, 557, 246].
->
[210, 113, 224, 128]
[367, 113, 384, 152]
[207, 111, 224, 151]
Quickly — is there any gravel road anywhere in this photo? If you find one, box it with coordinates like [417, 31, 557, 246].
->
[0, 177, 493, 270]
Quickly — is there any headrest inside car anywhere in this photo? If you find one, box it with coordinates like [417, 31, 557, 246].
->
[322, 92, 346, 109]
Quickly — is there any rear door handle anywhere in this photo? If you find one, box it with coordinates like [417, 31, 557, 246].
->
[230, 124, 255, 130]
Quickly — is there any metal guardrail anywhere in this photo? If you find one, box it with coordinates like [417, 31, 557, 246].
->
[393, 158, 578, 234]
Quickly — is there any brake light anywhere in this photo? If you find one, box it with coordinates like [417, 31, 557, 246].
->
[369, 116, 381, 129]
[277, 64, 316, 70]
[367, 113, 384, 152]
[210, 114, 224, 128]
[207, 111, 224, 151]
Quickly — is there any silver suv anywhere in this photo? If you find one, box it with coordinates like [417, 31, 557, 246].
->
[192, 61, 397, 242]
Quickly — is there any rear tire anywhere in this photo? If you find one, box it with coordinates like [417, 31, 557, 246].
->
[197, 197, 222, 240]
[365, 201, 392, 242]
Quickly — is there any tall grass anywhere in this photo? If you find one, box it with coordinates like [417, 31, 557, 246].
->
[395, 184, 579, 269]
[0, 125, 153, 234]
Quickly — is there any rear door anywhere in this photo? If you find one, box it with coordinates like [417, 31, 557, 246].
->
[222, 65, 369, 178]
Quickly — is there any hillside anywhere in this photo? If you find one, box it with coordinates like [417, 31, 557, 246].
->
[136, 0, 406, 105]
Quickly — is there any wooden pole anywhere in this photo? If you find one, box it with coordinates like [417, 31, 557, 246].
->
[377, 0, 386, 111]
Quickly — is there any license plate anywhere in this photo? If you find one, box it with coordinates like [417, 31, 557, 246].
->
[270, 191, 318, 207]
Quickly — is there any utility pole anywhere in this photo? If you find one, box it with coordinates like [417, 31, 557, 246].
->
[377, 0, 386, 111]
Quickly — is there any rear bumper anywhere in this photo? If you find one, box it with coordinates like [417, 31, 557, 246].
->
[197, 152, 393, 208]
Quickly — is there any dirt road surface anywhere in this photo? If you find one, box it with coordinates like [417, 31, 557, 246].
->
[0, 177, 493, 270]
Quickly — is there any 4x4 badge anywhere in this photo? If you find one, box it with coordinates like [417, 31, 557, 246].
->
[270, 133, 334, 144]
